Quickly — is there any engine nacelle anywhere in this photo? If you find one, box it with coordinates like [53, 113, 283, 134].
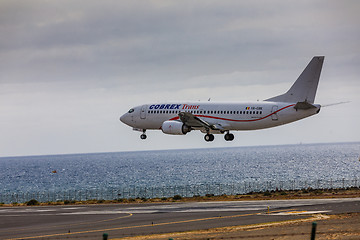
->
[161, 121, 191, 135]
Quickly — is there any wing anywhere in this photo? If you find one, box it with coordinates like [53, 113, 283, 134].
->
[178, 112, 225, 131]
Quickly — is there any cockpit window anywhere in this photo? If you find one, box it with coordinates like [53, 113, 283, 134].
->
[128, 108, 134, 113]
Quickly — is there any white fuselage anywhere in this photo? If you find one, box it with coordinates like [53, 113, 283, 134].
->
[120, 101, 320, 133]
[120, 57, 324, 141]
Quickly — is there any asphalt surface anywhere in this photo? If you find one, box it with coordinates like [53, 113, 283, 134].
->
[0, 198, 359, 239]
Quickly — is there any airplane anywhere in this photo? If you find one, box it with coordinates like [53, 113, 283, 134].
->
[120, 56, 324, 142]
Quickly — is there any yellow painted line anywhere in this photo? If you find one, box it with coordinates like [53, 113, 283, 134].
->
[60, 212, 134, 227]
[113, 214, 330, 240]
[6, 209, 295, 240]
[0, 213, 133, 234]
[286, 211, 308, 214]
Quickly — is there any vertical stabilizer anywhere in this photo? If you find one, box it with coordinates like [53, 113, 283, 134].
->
[265, 56, 324, 103]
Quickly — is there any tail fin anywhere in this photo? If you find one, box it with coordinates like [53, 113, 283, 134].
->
[265, 56, 324, 103]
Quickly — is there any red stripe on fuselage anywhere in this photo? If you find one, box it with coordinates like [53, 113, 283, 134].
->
[168, 104, 295, 122]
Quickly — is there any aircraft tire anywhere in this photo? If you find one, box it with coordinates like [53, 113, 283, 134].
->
[140, 134, 147, 140]
[224, 133, 234, 141]
[204, 134, 214, 142]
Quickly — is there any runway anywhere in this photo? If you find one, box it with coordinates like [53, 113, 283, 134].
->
[1, 198, 359, 239]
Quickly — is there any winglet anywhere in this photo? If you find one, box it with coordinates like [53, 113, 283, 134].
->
[265, 56, 324, 103]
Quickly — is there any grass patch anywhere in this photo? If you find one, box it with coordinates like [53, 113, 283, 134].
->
[263, 191, 272, 197]
[26, 199, 39, 206]
[173, 195, 182, 200]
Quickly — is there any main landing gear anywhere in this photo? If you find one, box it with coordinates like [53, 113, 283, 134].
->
[224, 132, 234, 141]
[204, 132, 235, 142]
[140, 129, 147, 140]
[204, 134, 214, 142]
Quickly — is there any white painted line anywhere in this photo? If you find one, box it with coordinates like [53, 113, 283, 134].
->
[271, 210, 330, 215]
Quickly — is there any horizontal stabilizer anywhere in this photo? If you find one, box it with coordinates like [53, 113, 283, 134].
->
[294, 101, 317, 110]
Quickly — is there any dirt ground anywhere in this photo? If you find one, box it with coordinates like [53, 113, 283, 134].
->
[117, 213, 360, 240]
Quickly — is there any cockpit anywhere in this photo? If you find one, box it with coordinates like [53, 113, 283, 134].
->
[128, 108, 134, 113]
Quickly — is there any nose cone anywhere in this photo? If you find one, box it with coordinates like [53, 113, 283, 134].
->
[120, 113, 129, 125]
[120, 108, 135, 127]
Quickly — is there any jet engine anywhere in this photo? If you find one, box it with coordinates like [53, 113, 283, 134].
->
[161, 121, 191, 135]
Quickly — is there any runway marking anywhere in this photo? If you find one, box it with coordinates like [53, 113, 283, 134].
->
[1, 212, 132, 234]
[112, 214, 331, 240]
[271, 210, 330, 215]
[6, 209, 295, 240]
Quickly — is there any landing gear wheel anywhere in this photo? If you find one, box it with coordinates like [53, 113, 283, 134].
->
[204, 134, 214, 142]
[140, 134, 147, 140]
[224, 133, 234, 141]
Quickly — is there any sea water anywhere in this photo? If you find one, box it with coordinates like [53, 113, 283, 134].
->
[0, 142, 359, 195]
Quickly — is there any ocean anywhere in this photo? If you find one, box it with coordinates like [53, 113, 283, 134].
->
[1, 142, 359, 197]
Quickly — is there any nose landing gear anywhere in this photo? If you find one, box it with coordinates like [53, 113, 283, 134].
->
[140, 129, 147, 140]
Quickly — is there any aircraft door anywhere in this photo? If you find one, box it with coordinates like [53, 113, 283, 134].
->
[271, 106, 278, 121]
[140, 105, 147, 119]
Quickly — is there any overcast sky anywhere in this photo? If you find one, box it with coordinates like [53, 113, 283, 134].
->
[0, 0, 359, 157]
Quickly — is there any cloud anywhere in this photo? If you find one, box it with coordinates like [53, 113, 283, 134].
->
[0, 0, 359, 156]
